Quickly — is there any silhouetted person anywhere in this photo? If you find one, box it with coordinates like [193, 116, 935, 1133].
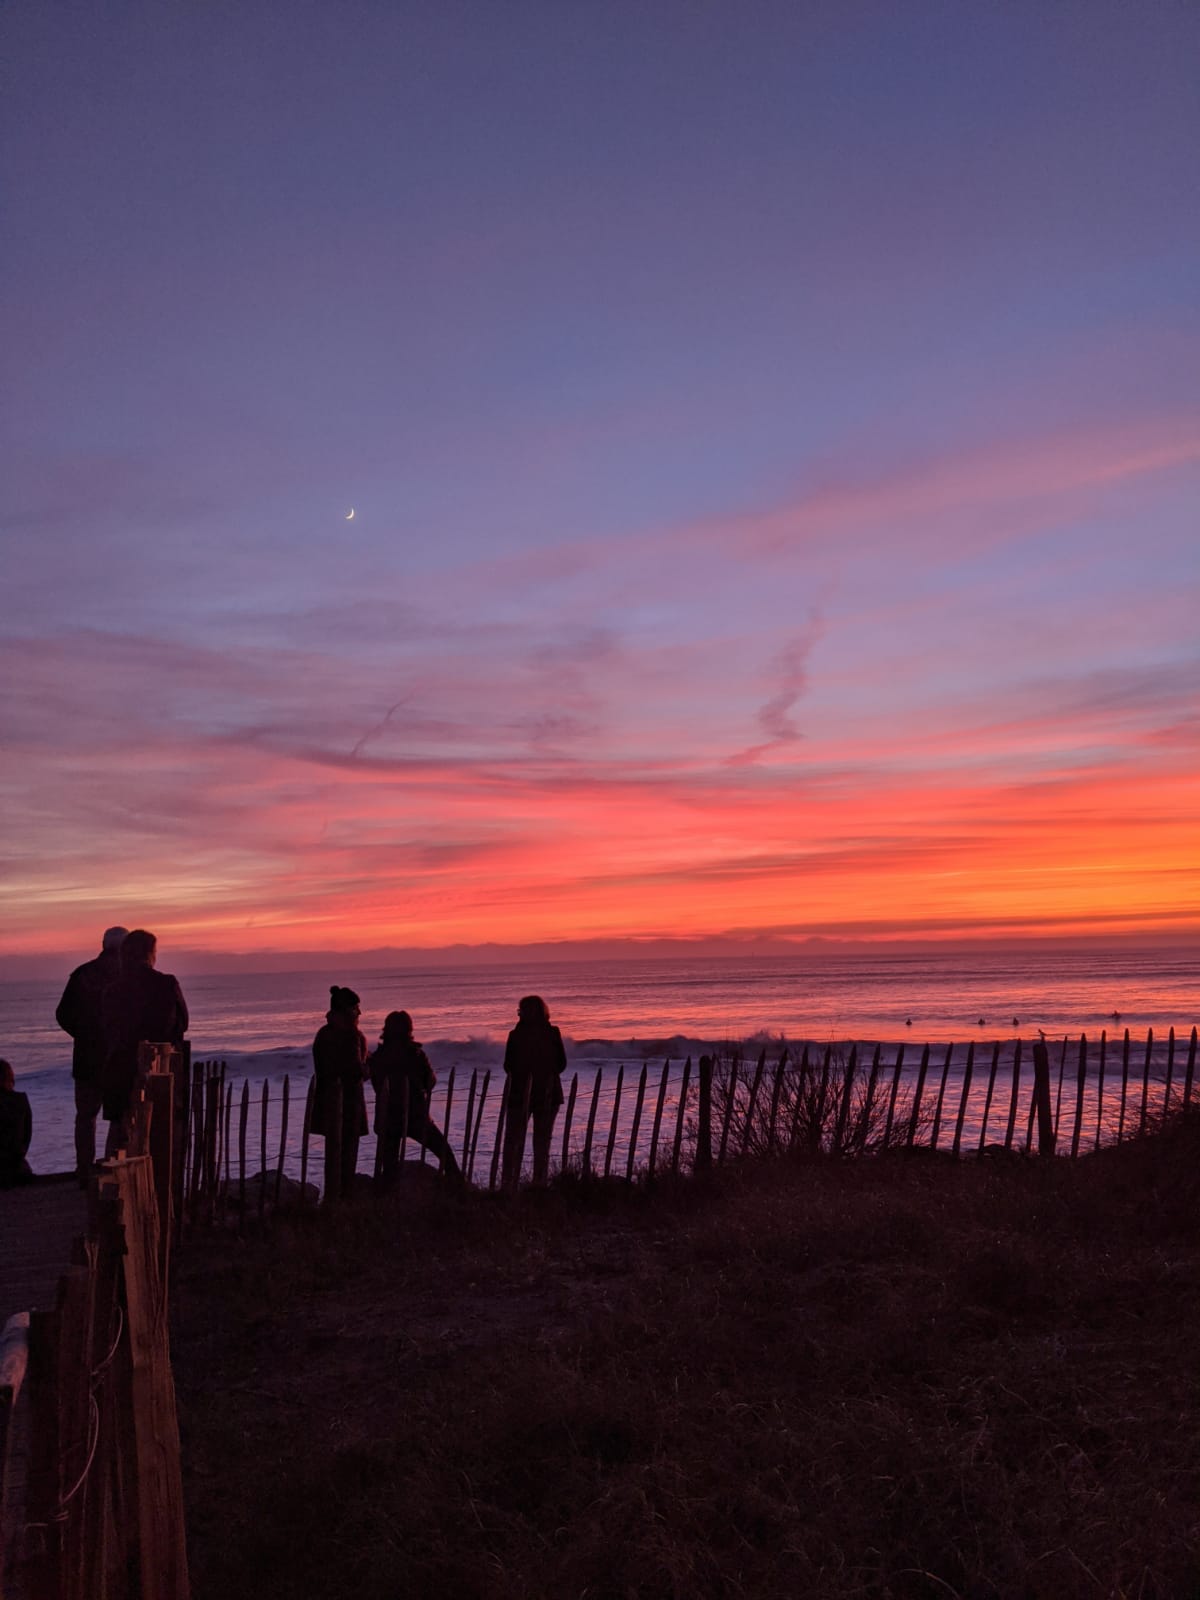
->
[0, 1060, 34, 1188]
[56, 925, 128, 1181]
[100, 930, 189, 1157]
[369, 1011, 462, 1184]
[501, 995, 567, 1189]
[311, 986, 368, 1198]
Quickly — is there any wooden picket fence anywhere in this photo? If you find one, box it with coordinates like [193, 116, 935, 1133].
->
[0, 1047, 188, 1600]
[173, 1025, 1200, 1219]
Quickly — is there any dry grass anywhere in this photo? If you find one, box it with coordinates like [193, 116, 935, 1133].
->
[172, 1116, 1200, 1599]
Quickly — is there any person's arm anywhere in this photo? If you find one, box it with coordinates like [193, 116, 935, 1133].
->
[553, 1026, 567, 1074]
[56, 972, 81, 1037]
[502, 1030, 517, 1077]
[173, 979, 189, 1041]
[19, 1094, 32, 1158]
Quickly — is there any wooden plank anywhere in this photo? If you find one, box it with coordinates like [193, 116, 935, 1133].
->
[951, 1041, 975, 1157]
[489, 1079, 509, 1193]
[0, 1312, 30, 1595]
[1164, 1026, 1176, 1110]
[441, 1068, 456, 1165]
[258, 1079, 269, 1220]
[1052, 1035, 1068, 1142]
[908, 1044, 931, 1149]
[1031, 1039, 1055, 1156]
[467, 1070, 490, 1185]
[646, 1061, 670, 1182]
[603, 1066, 625, 1181]
[274, 1075, 290, 1208]
[977, 1041, 1000, 1151]
[1139, 1028, 1153, 1136]
[144, 1070, 174, 1278]
[107, 1159, 189, 1600]
[559, 1072, 578, 1173]
[1095, 1030, 1107, 1152]
[581, 1069, 602, 1180]
[462, 1071, 478, 1172]
[1183, 1026, 1198, 1112]
[299, 1078, 314, 1207]
[238, 1081, 249, 1233]
[671, 1057, 692, 1174]
[1070, 1034, 1087, 1159]
[1117, 1027, 1131, 1143]
[625, 1065, 648, 1183]
[1003, 1039, 1023, 1152]
[930, 1043, 953, 1151]
[861, 1046, 881, 1149]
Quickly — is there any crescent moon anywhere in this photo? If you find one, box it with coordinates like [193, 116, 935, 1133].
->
[345, 508, 355, 521]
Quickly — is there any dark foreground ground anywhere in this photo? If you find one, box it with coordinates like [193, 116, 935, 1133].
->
[173, 1123, 1200, 1600]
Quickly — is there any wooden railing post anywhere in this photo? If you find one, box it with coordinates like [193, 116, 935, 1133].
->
[696, 1055, 713, 1172]
[1031, 1039, 1055, 1156]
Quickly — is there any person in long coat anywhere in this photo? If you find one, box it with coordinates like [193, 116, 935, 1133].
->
[55, 925, 128, 1180]
[311, 985, 368, 1197]
[501, 994, 567, 1190]
[99, 929, 188, 1157]
[369, 1010, 461, 1183]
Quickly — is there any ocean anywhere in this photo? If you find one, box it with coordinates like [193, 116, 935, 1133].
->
[4, 948, 1196, 1181]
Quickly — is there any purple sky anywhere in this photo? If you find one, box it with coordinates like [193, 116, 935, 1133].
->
[3, 4, 1198, 960]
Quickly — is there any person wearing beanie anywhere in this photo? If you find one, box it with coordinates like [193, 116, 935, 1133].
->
[311, 985, 368, 1198]
[55, 925, 129, 1180]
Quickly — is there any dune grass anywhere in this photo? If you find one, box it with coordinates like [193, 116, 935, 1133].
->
[172, 1115, 1200, 1599]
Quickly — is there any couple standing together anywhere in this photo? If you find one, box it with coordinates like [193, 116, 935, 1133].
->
[312, 988, 566, 1196]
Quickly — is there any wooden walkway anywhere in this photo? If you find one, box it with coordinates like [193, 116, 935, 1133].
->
[0, 1176, 88, 1332]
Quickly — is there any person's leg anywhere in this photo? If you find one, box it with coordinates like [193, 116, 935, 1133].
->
[531, 1107, 557, 1185]
[379, 1128, 400, 1182]
[502, 1106, 527, 1191]
[419, 1119, 463, 1183]
[74, 1079, 103, 1178]
[341, 1130, 360, 1196]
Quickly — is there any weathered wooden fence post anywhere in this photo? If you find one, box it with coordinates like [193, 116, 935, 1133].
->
[647, 1060, 670, 1182]
[907, 1044, 930, 1149]
[625, 1064, 648, 1182]
[1117, 1027, 1131, 1142]
[883, 1044, 904, 1150]
[274, 1075, 290, 1207]
[238, 1079, 250, 1232]
[258, 1079, 269, 1220]
[977, 1040, 1000, 1151]
[861, 1045, 881, 1148]
[1184, 1026, 1198, 1112]
[696, 1054, 713, 1171]
[1139, 1027, 1154, 1136]
[462, 1069, 478, 1173]
[581, 1069, 602, 1180]
[1070, 1035, 1087, 1158]
[300, 1077, 315, 1204]
[1095, 1029, 1107, 1151]
[1163, 1026, 1176, 1111]
[603, 1065, 625, 1180]
[489, 1079, 509, 1192]
[788, 1045, 810, 1152]
[672, 1056, 692, 1174]
[468, 1070, 490, 1184]
[813, 1046, 832, 1151]
[1031, 1039, 1055, 1156]
[1003, 1039, 1023, 1151]
[951, 1041, 974, 1157]
[930, 1043, 954, 1151]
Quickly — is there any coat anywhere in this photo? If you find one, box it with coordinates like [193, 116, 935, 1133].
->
[99, 965, 189, 1120]
[311, 1018, 368, 1138]
[503, 1020, 567, 1115]
[369, 1038, 435, 1137]
[56, 949, 122, 1082]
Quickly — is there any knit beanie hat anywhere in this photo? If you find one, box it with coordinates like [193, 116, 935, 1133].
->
[329, 985, 361, 1013]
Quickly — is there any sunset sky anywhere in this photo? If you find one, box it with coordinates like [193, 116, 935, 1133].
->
[3, 4, 1198, 963]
